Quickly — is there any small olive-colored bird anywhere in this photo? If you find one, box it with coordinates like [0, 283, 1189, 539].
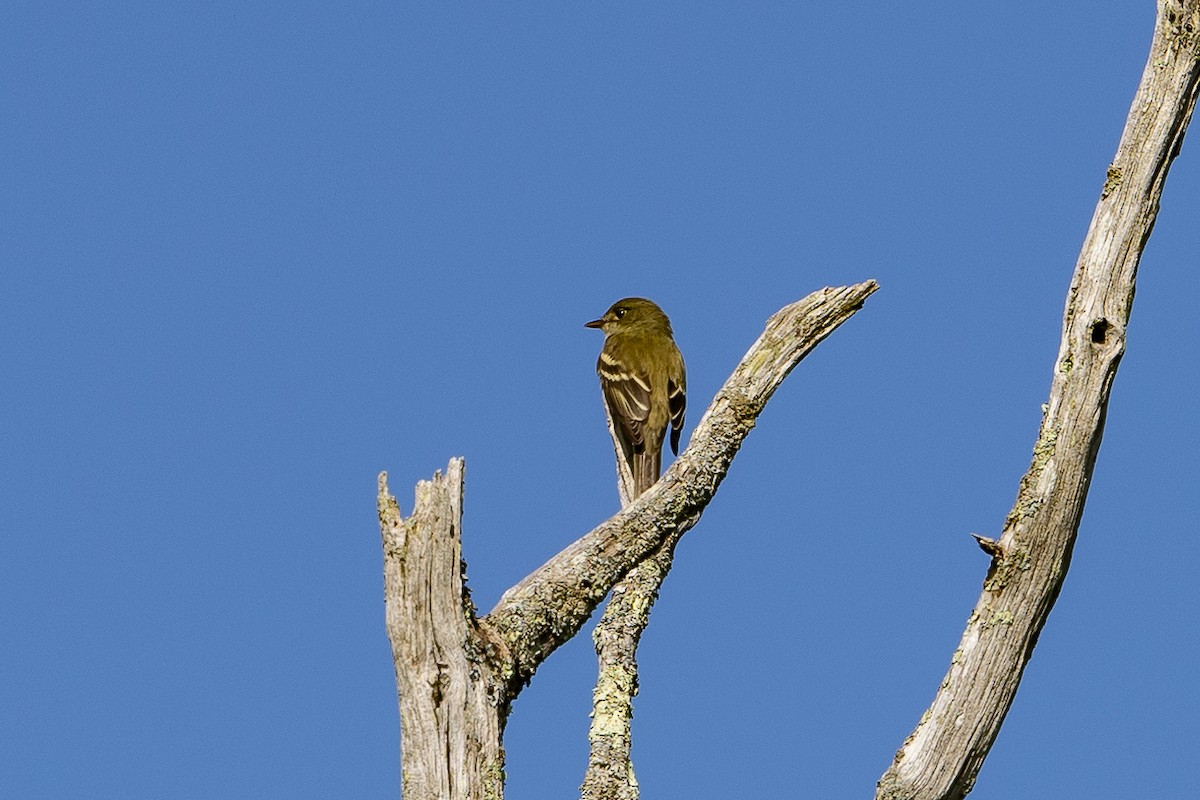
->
[586, 298, 687, 498]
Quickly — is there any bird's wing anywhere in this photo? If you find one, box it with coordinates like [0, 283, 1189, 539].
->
[667, 374, 686, 455]
[598, 351, 652, 453]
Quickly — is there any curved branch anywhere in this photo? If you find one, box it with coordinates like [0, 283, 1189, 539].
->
[484, 280, 879, 691]
[878, 4, 1200, 799]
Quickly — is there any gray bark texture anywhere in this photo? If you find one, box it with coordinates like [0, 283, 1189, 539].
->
[877, 3, 1200, 799]
[378, 282, 878, 800]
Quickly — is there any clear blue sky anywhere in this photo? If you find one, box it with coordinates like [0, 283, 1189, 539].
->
[3, 3, 1197, 798]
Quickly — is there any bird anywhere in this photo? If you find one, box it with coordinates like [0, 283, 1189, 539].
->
[586, 297, 687, 499]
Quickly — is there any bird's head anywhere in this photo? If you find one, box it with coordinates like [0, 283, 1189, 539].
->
[585, 297, 673, 336]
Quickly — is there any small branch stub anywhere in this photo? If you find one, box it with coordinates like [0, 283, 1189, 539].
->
[971, 534, 1005, 559]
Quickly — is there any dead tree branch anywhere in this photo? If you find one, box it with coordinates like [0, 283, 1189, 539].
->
[379, 281, 878, 800]
[580, 540, 678, 800]
[877, 4, 1200, 799]
[485, 282, 878, 688]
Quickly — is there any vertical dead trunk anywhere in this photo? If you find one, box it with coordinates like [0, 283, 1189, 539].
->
[378, 463, 510, 800]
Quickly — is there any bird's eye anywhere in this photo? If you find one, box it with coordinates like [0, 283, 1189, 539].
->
[614, 308, 627, 318]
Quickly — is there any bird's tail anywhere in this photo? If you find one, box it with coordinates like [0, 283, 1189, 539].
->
[632, 448, 662, 498]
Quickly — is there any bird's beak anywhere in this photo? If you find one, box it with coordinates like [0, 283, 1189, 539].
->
[584, 318, 605, 329]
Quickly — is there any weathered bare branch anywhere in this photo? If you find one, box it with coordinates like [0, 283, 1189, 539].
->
[485, 281, 879, 690]
[377, 282, 878, 800]
[580, 540, 677, 800]
[877, 4, 1200, 799]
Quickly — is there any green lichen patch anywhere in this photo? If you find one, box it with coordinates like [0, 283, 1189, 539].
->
[974, 601, 1016, 631]
[984, 542, 1033, 593]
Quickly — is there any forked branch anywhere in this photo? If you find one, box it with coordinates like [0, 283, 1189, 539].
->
[379, 281, 877, 800]
[485, 281, 879, 691]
